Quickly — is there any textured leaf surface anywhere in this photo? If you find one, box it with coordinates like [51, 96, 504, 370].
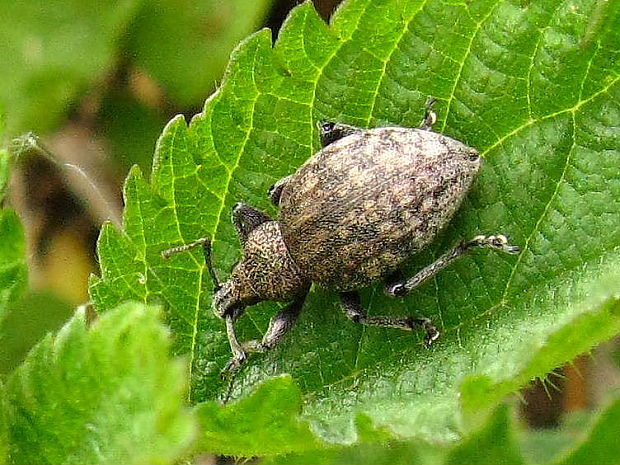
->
[445, 404, 524, 465]
[90, 0, 620, 451]
[264, 403, 524, 465]
[4, 302, 195, 465]
[195, 375, 322, 456]
[265, 397, 620, 464]
[0, 0, 141, 135]
[0, 383, 7, 465]
[0, 149, 9, 201]
[0, 210, 27, 321]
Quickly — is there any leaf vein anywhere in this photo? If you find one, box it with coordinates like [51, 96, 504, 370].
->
[441, 0, 503, 132]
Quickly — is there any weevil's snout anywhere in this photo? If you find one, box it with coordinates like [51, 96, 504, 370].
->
[213, 278, 259, 319]
[318, 121, 360, 147]
[212, 281, 240, 319]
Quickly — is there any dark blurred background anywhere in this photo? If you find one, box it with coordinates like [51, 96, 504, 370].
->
[0, 0, 617, 445]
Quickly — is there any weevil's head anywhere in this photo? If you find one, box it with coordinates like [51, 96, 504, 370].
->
[212, 279, 254, 319]
[212, 221, 309, 319]
[318, 121, 361, 147]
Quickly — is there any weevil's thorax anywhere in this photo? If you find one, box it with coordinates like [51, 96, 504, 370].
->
[212, 221, 308, 318]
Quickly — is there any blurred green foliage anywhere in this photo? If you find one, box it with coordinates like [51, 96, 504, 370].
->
[0, 0, 272, 171]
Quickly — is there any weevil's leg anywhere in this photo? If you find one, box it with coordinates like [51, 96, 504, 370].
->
[222, 292, 308, 376]
[162, 237, 221, 290]
[318, 121, 363, 147]
[419, 97, 438, 131]
[340, 291, 440, 345]
[221, 307, 249, 376]
[385, 235, 520, 297]
[232, 202, 271, 244]
[241, 291, 308, 354]
[268, 175, 292, 206]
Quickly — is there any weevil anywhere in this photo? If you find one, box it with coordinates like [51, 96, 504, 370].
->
[163, 100, 519, 375]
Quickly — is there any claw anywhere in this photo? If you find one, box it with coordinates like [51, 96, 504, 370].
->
[425, 326, 440, 346]
[466, 234, 520, 255]
[408, 317, 439, 347]
[220, 353, 247, 380]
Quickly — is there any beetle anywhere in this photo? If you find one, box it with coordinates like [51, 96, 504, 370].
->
[163, 100, 519, 375]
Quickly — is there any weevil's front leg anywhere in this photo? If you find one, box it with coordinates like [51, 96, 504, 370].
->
[340, 291, 439, 345]
[419, 97, 438, 131]
[222, 291, 308, 376]
[385, 235, 520, 297]
[268, 175, 292, 206]
[243, 292, 308, 354]
[222, 309, 248, 375]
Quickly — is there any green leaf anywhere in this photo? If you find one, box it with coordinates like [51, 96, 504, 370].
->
[265, 397, 620, 465]
[0, 210, 27, 319]
[519, 411, 590, 464]
[0, 291, 74, 375]
[4, 302, 195, 465]
[445, 404, 524, 465]
[195, 375, 322, 456]
[0, 0, 141, 135]
[518, 394, 620, 465]
[0, 382, 7, 465]
[90, 0, 620, 453]
[127, 0, 273, 106]
[555, 396, 620, 465]
[265, 404, 524, 465]
[99, 90, 168, 173]
[264, 403, 523, 465]
[263, 439, 432, 465]
[0, 148, 10, 201]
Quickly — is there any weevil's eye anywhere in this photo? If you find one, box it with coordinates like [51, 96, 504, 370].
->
[320, 121, 336, 134]
[468, 148, 480, 162]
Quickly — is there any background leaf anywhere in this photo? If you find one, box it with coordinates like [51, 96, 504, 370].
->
[555, 395, 620, 465]
[126, 0, 273, 107]
[0, 382, 7, 465]
[0, 148, 9, 200]
[0, 210, 27, 321]
[264, 396, 620, 464]
[3, 302, 195, 465]
[90, 0, 620, 453]
[195, 375, 322, 456]
[0, 0, 142, 135]
[263, 403, 525, 465]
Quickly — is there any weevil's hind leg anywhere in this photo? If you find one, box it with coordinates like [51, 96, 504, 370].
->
[318, 121, 363, 147]
[419, 97, 438, 131]
[385, 234, 520, 297]
[268, 175, 292, 206]
[232, 202, 271, 244]
[339, 291, 440, 345]
[222, 291, 308, 377]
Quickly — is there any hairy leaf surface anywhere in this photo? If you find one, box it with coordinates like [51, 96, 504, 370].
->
[4, 302, 195, 465]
